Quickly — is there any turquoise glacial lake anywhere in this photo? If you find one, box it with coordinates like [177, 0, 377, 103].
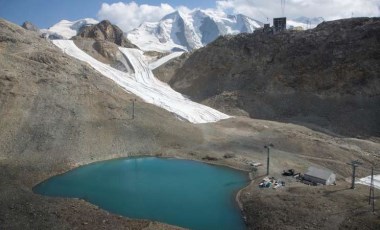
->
[34, 157, 249, 230]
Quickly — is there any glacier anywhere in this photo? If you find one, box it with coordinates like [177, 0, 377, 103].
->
[52, 40, 230, 124]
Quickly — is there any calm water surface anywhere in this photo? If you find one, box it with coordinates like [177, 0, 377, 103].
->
[34, 157, 249, 230]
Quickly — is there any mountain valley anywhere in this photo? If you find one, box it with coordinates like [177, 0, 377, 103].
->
[1, 11, 380, 230]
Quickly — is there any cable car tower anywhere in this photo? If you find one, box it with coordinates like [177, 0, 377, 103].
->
[273, 0, 287, 33]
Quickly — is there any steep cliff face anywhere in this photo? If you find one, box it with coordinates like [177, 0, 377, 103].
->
[168, 18, 380, 137]
[77, 20, 137, 48]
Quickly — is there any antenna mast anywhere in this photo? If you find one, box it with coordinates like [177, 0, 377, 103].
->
[281, 0, 286, 17]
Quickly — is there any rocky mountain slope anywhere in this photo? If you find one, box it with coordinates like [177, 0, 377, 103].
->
[127, 9, 263, 52]
[0, 18, 201, 229]
[163, 17, 380, 137]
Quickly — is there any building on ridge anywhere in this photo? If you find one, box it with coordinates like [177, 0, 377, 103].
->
[273, 17, 287, 33]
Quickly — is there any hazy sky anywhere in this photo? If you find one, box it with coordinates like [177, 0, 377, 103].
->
[1, 0, 379, 30]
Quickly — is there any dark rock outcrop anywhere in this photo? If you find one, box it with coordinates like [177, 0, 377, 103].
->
[167, 17, 380, 137]
[76, 20, 137, 48]
[21, 21, 39, 32]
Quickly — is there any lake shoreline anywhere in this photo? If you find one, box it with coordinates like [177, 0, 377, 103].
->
[33, 155, 250, 230]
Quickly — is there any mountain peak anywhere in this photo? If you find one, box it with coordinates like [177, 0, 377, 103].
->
[162, 10, 186, 21]
[98, 20, 112, 26]
[191, 9, 207, 15]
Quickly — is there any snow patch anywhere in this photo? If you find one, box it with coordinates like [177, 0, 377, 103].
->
[357, 175, 380, 190]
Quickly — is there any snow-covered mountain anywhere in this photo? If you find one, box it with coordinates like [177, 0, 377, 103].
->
[41, 18, 98, 39]
[126, 10, 263, 52]
[41, 14, 323, 52]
